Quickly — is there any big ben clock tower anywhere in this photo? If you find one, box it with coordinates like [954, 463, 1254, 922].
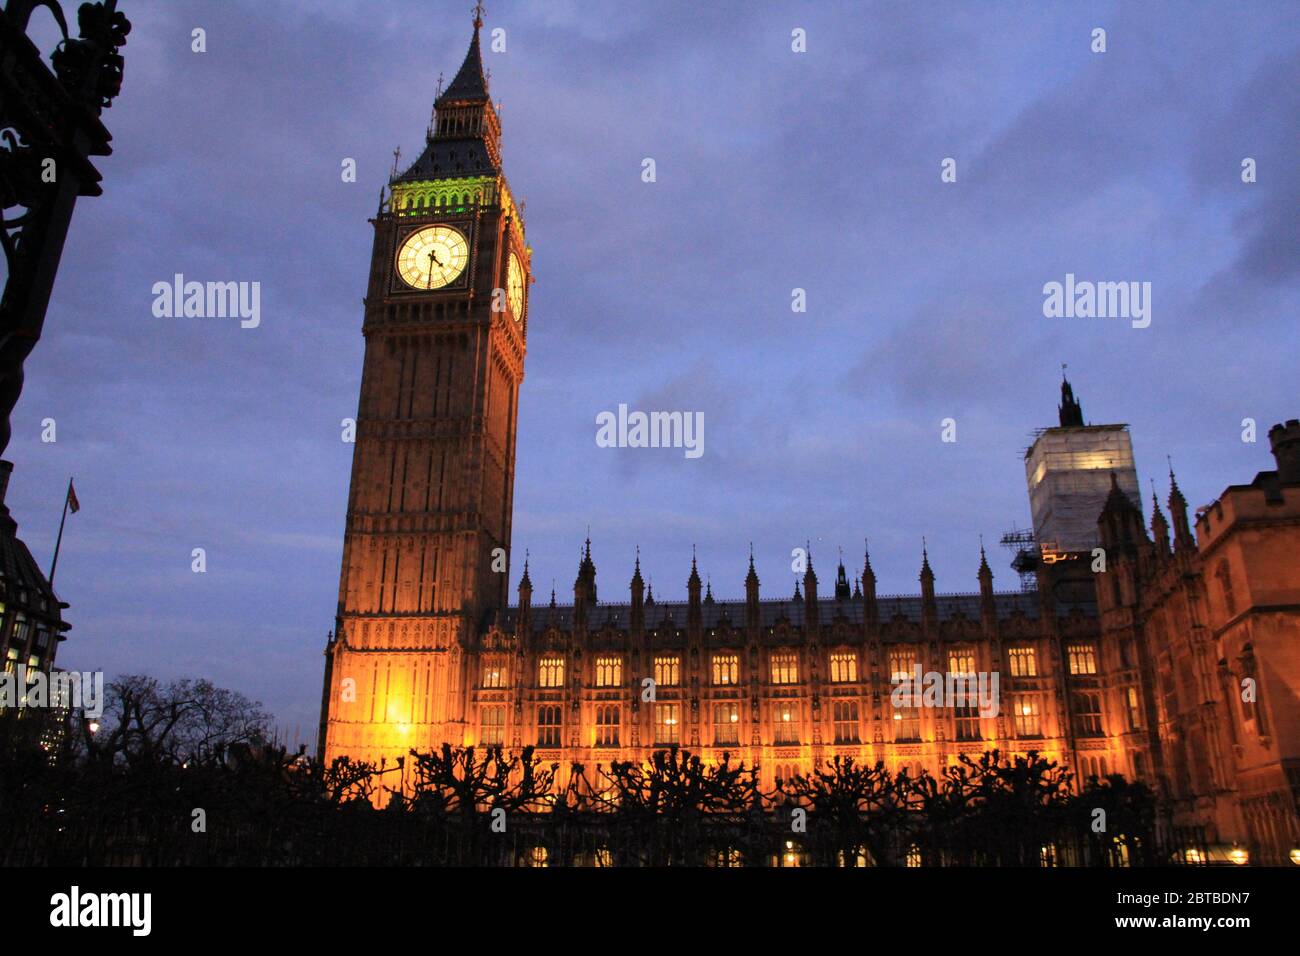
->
[319, 7, 530, 767]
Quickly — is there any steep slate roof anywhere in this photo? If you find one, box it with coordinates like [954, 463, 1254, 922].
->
[393, 140, 498, 183]
[501, 590, 1087, 635]
[0, 525, 60, 610]
[393, 22, 498, 184]
[436, 24, 488, 104]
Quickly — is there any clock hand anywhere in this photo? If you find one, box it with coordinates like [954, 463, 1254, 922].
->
[426, 249, 444, 289]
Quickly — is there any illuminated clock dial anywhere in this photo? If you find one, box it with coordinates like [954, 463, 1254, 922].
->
[396, 225, 468, 290]
[506, 251, 525, 321]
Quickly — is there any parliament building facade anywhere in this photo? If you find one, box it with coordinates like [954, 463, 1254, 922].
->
[318, 15, 1300, 864]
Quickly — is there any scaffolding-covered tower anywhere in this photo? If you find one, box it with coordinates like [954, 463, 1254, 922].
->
[1025, 375, 1141, 556]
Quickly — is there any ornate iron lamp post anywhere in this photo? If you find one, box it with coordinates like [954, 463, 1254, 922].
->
[0, 0, 130, 454]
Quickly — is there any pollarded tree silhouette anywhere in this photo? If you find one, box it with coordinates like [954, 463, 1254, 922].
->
[1076, 773, 1158, 866]
[404, 744, 558, 865]
[948, 750, 1075, 865]
[783, 757, 910, 866]
[598, 747, 762, 865]
[406, 743, 557, 814]
[899, 765, 979, 866]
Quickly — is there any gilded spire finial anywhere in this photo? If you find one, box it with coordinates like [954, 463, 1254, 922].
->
[472, 1, 485, 30]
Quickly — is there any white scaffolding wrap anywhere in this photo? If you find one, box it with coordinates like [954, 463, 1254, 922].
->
[1025, 425, 1141, 554]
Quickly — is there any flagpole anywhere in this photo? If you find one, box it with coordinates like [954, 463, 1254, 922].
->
[49, 477, 72, 587]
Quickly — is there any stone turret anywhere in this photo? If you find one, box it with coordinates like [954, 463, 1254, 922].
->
[1269, 419, 1300, 484]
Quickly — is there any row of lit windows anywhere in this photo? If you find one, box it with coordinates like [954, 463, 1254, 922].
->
[484, 711, 1025, 748]
[487, 643, 1100, 691]
[889, 644, 1100, 680]
[480, 694, 1101, 749]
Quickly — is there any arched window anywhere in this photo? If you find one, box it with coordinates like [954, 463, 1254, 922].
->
[536, 705, 562, 746]
[595, 705, 619, 747]
[538, 656, 564, 687]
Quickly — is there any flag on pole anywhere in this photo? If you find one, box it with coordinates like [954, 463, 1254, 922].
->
[49, 478, 78, 587]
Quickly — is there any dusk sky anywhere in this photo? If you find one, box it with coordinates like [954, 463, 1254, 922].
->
[9, 0, 1296, 746]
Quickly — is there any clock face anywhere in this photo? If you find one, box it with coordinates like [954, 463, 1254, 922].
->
[506, 252, 525, 321]
[396, 225, 468, 290]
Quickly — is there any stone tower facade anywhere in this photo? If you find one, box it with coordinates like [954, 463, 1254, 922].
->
[319, 12, 530, 767]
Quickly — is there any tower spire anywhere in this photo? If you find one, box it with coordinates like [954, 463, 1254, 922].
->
[920, 538, 937, 630]
[978, 536, 996, 631]
[1167, 459, 1195, 553]
[745, 543, 761, 628]
[862, 538, 878, 628]
[1058, 366, 1084, 427]
[687, 546, 703, 627]
[1150, 479, 1170, 557]
[630, 546, 645, 633]
[438, 8, 490, 105]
